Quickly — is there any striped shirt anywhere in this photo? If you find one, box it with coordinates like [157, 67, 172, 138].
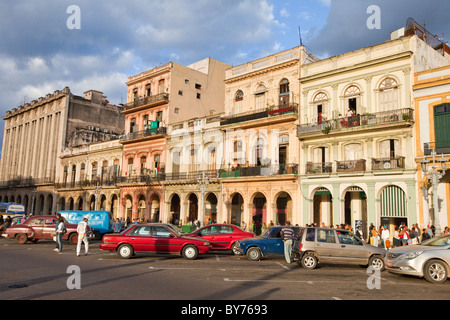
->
[281, 227, 294, 241]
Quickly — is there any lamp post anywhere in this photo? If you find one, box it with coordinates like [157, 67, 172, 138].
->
[197, 172, 209, 227]
[419, 148, 448, 236]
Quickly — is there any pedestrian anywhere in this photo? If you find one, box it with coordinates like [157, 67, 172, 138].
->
[356, 226, 364, 242]
[76, 216, 89, 256]
[381, 225, 390, 249]
[281, 221, 295, 264]
[371, 225, 380, 247]
[410, 227, 418, 245]
[421, 228, 431, 242]
[55, 217, 65, 253]
[113, 218, 122, 232]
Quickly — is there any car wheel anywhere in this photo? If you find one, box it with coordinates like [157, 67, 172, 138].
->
[423, 259, 448, 284]
[16, 233, 28, 244]
[301, 253, 318, 270]
[369, 255, 385, 271]
[230, 242, 240, 255]
[118, 244, 134, 259]
[246, 247, 262, 261]
[182, 245, 198, 260]
[68, 233, 78, 245]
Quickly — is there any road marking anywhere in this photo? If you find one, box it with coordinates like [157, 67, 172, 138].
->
[332, 297, 342, 300]
[276, 262, 291, 270]
[150, 266, 226, 271]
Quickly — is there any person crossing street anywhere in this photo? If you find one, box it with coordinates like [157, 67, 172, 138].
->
[281, 221, 295, 264]
[76, 216, 89, 257]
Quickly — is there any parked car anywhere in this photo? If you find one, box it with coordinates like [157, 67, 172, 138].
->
[1, 215, 90, 244]
[99, 223, 211, 259]
[184, 224, 255, 254]
[235, 226, 301, 261]
[292, 227, 386, 270]
[385, 234, 450, 284]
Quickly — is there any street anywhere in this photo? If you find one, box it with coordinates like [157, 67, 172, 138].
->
[1, 237, 449, 307]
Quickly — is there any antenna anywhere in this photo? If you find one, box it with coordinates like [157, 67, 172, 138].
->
[298, 26, 303, 46]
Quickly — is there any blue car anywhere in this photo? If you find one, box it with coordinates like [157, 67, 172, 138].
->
[235, 226, 301, 261]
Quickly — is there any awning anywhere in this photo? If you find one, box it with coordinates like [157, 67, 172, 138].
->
[380, 186, 406, 217]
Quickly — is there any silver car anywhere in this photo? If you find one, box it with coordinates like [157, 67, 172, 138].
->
[292, 227, 386, 271]
[385, 234, 450, 284]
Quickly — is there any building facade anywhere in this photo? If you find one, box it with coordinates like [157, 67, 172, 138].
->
[0, 88, 124, 214]
[413, 64, 450, 233]
[297, 30, 450, 238]
[118, 57, 230, 222]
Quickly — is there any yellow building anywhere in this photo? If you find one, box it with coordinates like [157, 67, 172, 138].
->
[414, 65, 450, 234]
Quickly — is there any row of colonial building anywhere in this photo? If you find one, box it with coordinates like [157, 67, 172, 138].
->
[1, 20, 450, 236]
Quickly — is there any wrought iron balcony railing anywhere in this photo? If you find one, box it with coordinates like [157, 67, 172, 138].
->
[120, 127, 167, 143]
[221, 103, 298, 126]
[123, 93, 169, 111]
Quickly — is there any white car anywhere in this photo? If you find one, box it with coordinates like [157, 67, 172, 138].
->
[385, 234, 450, 284]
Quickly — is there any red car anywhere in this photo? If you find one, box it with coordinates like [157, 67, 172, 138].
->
[185, 224, 255, 254]
[99, 223, 211, 259]
[1, 215, 88, 244]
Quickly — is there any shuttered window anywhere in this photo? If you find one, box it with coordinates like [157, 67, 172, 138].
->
[380, 185, 406, 217]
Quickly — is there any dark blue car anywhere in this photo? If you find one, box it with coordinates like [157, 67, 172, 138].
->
[235, 226, 301, 261]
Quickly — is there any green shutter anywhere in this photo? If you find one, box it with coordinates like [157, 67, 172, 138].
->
[434, 104, 450, 149]
[380, 186, 406, 217]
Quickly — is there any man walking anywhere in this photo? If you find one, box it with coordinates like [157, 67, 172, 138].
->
[76, 216, 89, 257]
[281, 221, 295, 264]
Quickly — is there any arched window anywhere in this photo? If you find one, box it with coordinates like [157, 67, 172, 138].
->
[344, 85, 361, 116]
[255, 85, 266, 110]
[313, 92, 329, 123]
[234, 90, 244, 115]
[378, 77, 399, 112]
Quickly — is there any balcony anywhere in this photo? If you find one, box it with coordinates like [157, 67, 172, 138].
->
[371, 157, 405, 170]
[123, 93, 169, 113]
[297, 108, 413, 137]
[219, 163, 298, 178]
[305, 162, 333, 174]
[221, 103, 298, 126]
[424, 142, 450, 155]
[336, 159, 366, 173]
[120, 127, 167, 143]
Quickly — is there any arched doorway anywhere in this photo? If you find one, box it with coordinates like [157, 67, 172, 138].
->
[252, 192, 267, 235]
[170, 194, 181, 224]
[230, 193, 244, 227]
[125, 195, 133, 223]
[205, 193, 218, 224]
[379, 185, 407, 237]
[343, 186, 367, 232]
[188, 193, 198, 223]
[99, 194, 107, 211]
[137, 195, 146, 221]
[313, 187, 333, 226]
[150, 194, 160, 222]
[276, 192, 292, 225]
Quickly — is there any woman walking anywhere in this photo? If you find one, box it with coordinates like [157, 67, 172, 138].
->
[55, 217, 65, 253]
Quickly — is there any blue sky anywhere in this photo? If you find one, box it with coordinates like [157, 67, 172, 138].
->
[0, 0, 449, 155]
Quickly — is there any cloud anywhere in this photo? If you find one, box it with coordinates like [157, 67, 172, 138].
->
[305, 0, 450, 58]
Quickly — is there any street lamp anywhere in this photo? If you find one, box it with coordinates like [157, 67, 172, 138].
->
[419, 148, 448, 235]
[197, 172, 209, 227]
[94, 184, 102, 211]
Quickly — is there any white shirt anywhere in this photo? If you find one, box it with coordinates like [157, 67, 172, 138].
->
[77, 221, 88, 234]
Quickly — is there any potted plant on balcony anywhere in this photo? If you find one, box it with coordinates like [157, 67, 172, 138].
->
[321, 125, 332, 135]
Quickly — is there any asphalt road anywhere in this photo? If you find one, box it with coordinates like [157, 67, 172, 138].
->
[1, 237, 449, 307]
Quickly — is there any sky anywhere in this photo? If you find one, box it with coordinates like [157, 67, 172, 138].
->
[0, 0, 450, 154]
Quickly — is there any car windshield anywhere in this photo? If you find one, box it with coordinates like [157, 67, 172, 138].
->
[165, 224, 182, 236]
[420, 234, 450, 247]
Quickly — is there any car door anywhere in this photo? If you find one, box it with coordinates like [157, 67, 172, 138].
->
[43, 218, 57, 239]
[29, 218, 45, 238]
[152, 225, 179, 253]
[314, 229, 341, 262]
[197, 226, 219, 249]
[127, 225, 155, 252]
[212, 226, 234, 250]
[336, 230, 368, 265]
[264, 228, 284, 255]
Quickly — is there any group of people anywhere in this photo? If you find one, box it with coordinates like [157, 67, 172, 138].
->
[52, 213, 89, 256]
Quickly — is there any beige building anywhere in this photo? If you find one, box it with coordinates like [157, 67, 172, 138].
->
[0, 88, 124, 214]
[219, 46, 317, 234]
